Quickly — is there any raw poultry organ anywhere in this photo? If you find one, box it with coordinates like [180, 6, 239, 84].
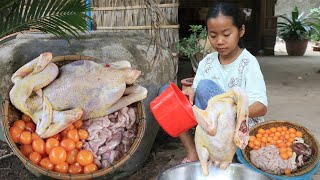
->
[9, 52, 147, 138]
[82, 106, 138, 168]
[192, 87, 249, 176]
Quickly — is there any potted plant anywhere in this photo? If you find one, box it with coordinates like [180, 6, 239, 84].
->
[175, 25, 213, 89]
[277, 5, 320, 56]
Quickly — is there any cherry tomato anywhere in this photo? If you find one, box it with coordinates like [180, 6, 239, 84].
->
[76, 150, 93, 166]
[45, 138, 60, 155]
[68, 163, 83, 174]
[22, 114, 32, 122]
[67, 129, 79, 142]
[54, 162, 69, 173]
[25, 122, 36, 132]
[73, 120, 83, 129]
[66, 149, 79, 164]
[9, 126, 22, 143]
[78, 129, 88, 140]
[83, 163, 98, 174]
[39, 157, 54, 170]
[32, 138, 46, 154]
[20, 144, 34, 157]
[19, 131, 32, 145]
[29, 151, 42, 165]
[61, 129, 68, 138]
[49, 133, 62, 141]
[75, 141, 83, 149]
[13, 120, 25, 131]
[65, 124, 75, 131]
[60, 139, 75, 151]
[31, 133, 40, 141]
[49, 147, 67, 165]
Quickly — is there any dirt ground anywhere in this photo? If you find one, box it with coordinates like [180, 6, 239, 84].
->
[0, 41, 319, 180]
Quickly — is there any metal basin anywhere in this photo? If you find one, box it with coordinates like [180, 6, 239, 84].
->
[155, 162, 272, 180]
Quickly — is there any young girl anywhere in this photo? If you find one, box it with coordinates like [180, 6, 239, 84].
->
[180, 2, 268, 163]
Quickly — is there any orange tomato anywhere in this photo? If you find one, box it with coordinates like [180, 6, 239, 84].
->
[265, 129, 271, 134]
[78, 129, 88, 140]
[281, 126, 288, 131]
[261, 137, 267, 143]
[270, 127, 277, 133]
[54, 162, 69, 173]
[68, 163, 83, 174]
[288, 137, 295, 143]
[276, 127, 282, 132]
[13, 120, 26, 131]
[19, 131, 32, 145]
[31, 133, 40, 141]
[279, 147, 287, 153]
[280, 152, 289, 160]
[67, 129, 79, 142]
[29, 151, 42, 165]
[256, 134, 263, 138]
[65, 124, 75, 131]
[249, 136, 256, 142]
[289, 133, 296, 138]
[287, 151, 293, 158]
[253, 146, 260, 150]
[20, 144, 34, 157]
[75, 141, 83, 149]
[66, 149, 79, 164]
[248, 142, 254, 148]
[278, 143, 287, 148]
[61, 129, 68, 138]
[76, 150, 94, 166]
[9, 126, 22, 143]
[73, 120, 83, 129]
[288, 128, 296, 134]
[83, 163, 98, 174]
[295, 131, 303, 138]
[258, 128, 265, 134]
[32, 138, 46, 154]
[284, 169, 291, 175]
[49, 147, 67, 165]
[60, 139, 76, 151]
[22, 114, 32, 122]
[274, 132, 281, 137]
[39, 157, 54, 170]
[253, 139, 261, 146]
[50, 133, 62, 141]
[45, 138, 60, 155]
[25, 122, 36, 132]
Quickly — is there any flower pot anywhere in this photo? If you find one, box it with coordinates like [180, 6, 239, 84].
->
[285, 39, 308, 56]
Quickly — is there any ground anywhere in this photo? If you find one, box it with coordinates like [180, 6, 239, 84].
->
[1, 41, 320, 179]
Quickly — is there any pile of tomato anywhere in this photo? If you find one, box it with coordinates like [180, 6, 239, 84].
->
[248, 126, 303, 160]
[9, 114, 98, 174]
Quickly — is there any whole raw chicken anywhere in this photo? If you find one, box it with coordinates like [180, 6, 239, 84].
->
[192, 87, 249, 176]
[9, 52, 147, 138]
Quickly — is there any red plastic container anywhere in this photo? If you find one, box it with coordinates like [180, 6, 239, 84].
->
[150, 82, 197, 137]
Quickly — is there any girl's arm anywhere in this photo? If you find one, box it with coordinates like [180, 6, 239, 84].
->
[248, 101, 267, 118]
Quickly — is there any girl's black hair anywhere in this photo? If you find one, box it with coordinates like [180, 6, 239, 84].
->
[207, 2, 245, 48]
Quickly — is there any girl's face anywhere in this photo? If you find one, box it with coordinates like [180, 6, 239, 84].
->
[207, 14, 245, 59]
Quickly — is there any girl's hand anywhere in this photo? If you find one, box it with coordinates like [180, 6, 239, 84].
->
[182, 87, 195, 105]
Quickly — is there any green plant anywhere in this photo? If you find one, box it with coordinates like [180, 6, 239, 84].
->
[309, 7, 320, 41]
[277, 5, 320, 41]
[175, 25, 208, 72]
[0, 0, 91, 42]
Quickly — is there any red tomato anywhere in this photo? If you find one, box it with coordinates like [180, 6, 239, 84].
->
[13, 120, 25, 131]
[32, 138, 46, 154]
[60, 139, 75, 151]
[83, 163, 98, 174]
[39, 157, 54, 170]
[19, 131, 32, 145]
[20, 144, 34, 157]
[66, 149, 79, 164]
[25, 122, 36, 132]
[22, 114, 32, 122]
[76, 150, 93, 166]
[54, 162, 69, 173]
[9, 126, 22, 143]
[49, 147, 67, 165]
[68, 163, 83, 174]
[67, 129, 79, 142]
[29, 151, 42, 165]
[45, 138, 60, 155]
[78, 129, 88, 140]
[73, 120, 83, 129]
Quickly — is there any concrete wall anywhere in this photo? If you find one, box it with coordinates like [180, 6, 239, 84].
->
[275, 0, 320, 16]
